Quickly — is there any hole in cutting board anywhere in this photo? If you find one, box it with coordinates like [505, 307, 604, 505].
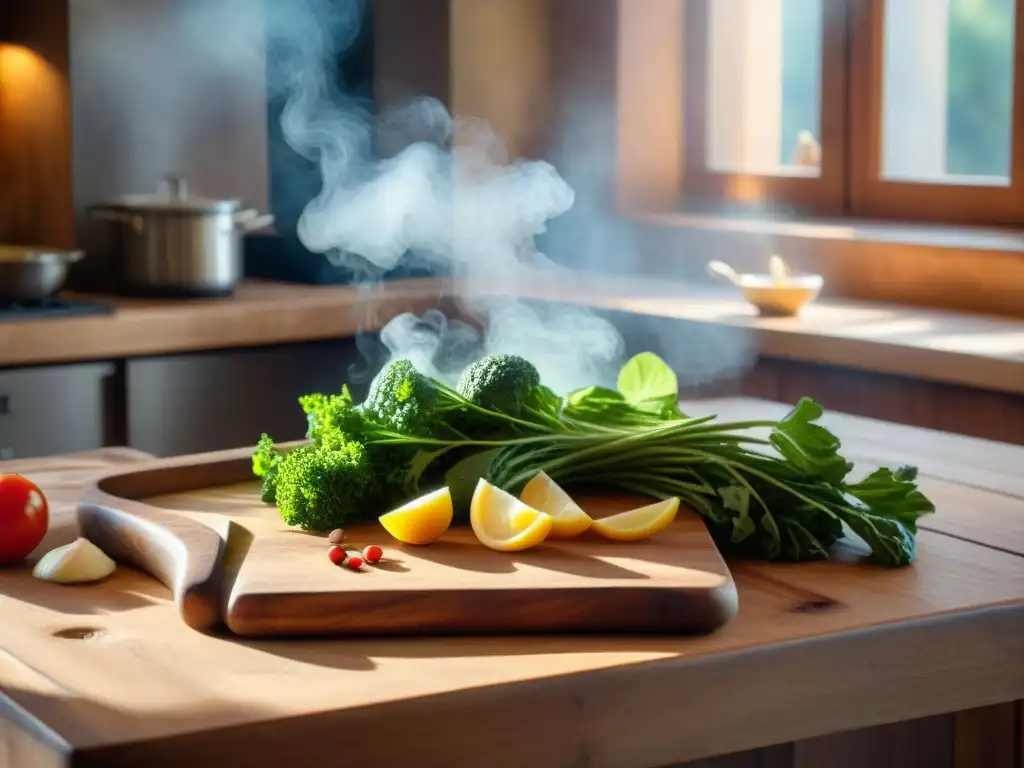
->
[52, 627, 105, 640]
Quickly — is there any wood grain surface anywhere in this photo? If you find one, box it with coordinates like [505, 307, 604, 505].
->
[1, 400, 1022, 768]
[2, 275, 1022, 399]
[76, 449, 737, 637]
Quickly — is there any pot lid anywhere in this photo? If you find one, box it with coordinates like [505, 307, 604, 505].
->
[97, 175, 242, 213]
[0, 245, 84, 264]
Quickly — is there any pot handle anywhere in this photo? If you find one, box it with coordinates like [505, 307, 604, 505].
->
[88, 207, 145, 234]
[234, 209, 275, 233]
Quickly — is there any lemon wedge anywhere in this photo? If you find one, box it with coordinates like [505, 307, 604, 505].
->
[519, 471, 593, 539]
[379, 487, 453, 545]
[590, 497, 680, 542]
[470, 479, 553, 552]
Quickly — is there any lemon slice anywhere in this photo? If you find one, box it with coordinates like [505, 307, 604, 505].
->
[519, 471, 593, 539]
[379, 487, 453, 545]
[590, 497, 680, 542]
[470, 479, 553, 552]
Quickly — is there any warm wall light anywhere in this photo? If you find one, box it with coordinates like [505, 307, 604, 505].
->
[0, 41, 73, 247]
[0, 43, 54, 86]
[0, 43, 64, 118]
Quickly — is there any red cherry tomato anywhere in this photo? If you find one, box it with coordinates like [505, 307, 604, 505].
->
[0, 474, 49, 565]
[327, 545, 346, 566]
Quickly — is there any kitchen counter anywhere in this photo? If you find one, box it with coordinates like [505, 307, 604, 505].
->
[2, 275, 1023, 396]
[1, 399, 1022, 767]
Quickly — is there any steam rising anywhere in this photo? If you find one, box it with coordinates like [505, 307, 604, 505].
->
[266, 0, 635, 393]
[79, 0, 755, 394]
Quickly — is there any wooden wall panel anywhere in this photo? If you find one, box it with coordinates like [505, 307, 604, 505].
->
[669, 704, 1023, 767]
[0, 0, 73, 250]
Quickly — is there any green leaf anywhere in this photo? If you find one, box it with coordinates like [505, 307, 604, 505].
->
[834, 507, 918, 566]
[632, 393, 687, 421]
[843, 466, 935, 531]
[718, 485, 757, 543]
[617, 352, 678, 404]
[770, 398, 853, 485]
[444, 449, 501, 517]
[408, 447, 455, 488]
[562, 385, 681, 428]
[562, 386, 638, 424]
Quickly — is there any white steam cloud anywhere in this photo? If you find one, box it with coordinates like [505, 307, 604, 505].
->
[77, 0, 755, 395]
[266, 0, 632, 394]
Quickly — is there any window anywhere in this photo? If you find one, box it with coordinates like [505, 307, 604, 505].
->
[680, 0, 1024, 226]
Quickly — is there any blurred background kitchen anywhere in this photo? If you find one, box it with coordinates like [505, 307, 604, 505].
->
[1, 0, 1022, 461]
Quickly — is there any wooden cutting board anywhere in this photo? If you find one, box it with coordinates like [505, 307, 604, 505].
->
[76, 447, 738, 638]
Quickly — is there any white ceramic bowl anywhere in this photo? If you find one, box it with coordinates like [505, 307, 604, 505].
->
[735, 274, 824, 317]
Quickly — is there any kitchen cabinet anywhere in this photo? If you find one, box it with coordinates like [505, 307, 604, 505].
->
[125, 339, 378, 457]
[0, 362, 116, 459]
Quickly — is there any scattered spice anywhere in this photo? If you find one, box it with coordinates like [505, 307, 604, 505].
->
[328, 528, 346, 546]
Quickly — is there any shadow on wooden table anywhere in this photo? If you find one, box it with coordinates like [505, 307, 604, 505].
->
[404, 538, 652, 580]
[0, 565, 167, 616]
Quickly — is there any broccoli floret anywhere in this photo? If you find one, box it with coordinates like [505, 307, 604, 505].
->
[274, 441, 380, 531]
[456, 354, 541, 417]
[362, 359, 438, 435]
[252, 433, 284, 503]
[299, 385, 369, 449]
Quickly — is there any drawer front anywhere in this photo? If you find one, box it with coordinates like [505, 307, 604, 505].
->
[126, 339, 374, 457]
[0, 363, 117, 460]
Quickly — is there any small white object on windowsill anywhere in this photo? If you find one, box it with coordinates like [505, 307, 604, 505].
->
[790, 130, 822, 169]
[707, 255, 824, 317]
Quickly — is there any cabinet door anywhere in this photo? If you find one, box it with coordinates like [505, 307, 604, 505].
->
[0, 363, 117, 459]
[126, 339, 376, 457]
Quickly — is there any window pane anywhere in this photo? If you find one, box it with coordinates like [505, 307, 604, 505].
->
[706, 0, 823, 176]
[881, 0, 1016, 184]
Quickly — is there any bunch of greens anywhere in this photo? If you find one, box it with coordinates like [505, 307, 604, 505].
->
[252, 352, 934, 566]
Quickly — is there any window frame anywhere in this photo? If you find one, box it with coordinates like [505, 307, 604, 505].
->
[849, 0, 1024, 226]
[679, 0, 1024, 227]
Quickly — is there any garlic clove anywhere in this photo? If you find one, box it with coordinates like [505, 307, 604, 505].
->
[32, 538, 117, 584]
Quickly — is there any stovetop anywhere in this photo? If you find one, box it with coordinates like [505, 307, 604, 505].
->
[0, 297, 116, 322]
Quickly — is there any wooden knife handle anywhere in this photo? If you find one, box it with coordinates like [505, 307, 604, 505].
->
[78, 488, 226, 632]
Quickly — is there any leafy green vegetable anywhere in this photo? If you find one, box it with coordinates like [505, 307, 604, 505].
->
[363, 360, 438, 436]
[253, 352, 936, 566]
[252, 433, 285, 503]
[617, 351, 679, 404]
[457, 354, 542, 417]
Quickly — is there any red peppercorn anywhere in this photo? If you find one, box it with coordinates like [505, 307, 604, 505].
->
[346, 556, 364, 570]
[328, 545, 346, 565]
[362, 545, 383, 564]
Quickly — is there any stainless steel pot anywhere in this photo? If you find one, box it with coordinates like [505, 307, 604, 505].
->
[87, 176, 273, 298]
[0, 246, 85, 303]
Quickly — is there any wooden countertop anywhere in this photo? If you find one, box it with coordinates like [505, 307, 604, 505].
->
[1, 399, 1022, 767]
[2, 275, 1023, 396]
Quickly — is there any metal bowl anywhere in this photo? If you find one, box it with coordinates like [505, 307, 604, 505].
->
[0, 246, 85, 303]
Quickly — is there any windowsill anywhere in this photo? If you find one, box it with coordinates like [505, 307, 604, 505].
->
[630, 210, 1024, 253]
[623, 209, 1024, 318]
